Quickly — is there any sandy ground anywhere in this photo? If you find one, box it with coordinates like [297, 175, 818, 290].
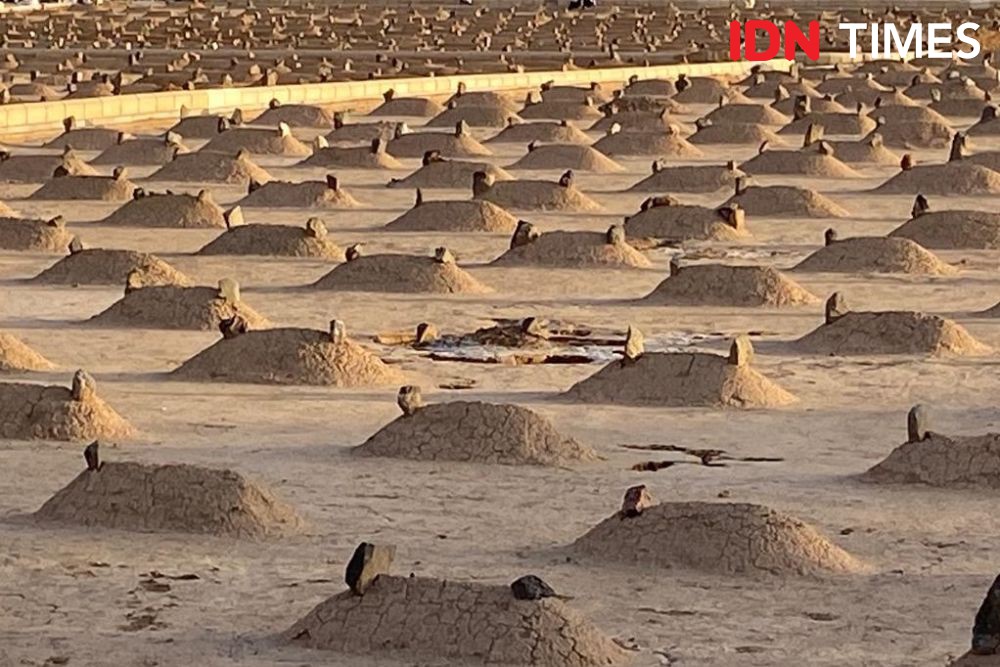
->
[2, 101, 1000, 667]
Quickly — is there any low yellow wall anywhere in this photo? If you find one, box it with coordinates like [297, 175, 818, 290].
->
[0, 58, 794, 140]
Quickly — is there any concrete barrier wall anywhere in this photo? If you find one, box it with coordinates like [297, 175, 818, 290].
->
[0, 58, 794, 140]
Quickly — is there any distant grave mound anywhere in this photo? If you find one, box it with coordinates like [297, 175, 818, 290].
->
[299, 140, 403, 169]
[172, 323, 404, 387]
[384, 196, 517, 233]
[865, 429, 1000, 489]
[0, 332, 55, 372]
[355, 399, 598, 465]
[795, 304, 989, 356]
[889, 209, 1000, 249]
[29, 170, 136, 201]
[874, 163, 1000, 195]
[487, 120, 591, 145]
[387, 127, 492, 158]
[508, 144, 624, 173]
[492, 229, 650, 268]
[198, 216, 342, 257]
[0, 216, 73, 252]
[88, 282, 270, 331]
[91, 136, 189, 166]
[794, 236, 954, 275]
[285, 574, 629, 666]
[202, 125, 312, 157]
[44, 126, 124, 151]
[629, 163, 744, 193]
[624, 202, 748, 242]
[387, 158, 512, 189]
[643, 264, 819, 307]
[150, 151, 273, 184]
[592, 129, 703, 157]
[723, 184, 850, 218]
[564, 337, 796, 408]
[99, 190, 226, 229]
[238, 177, 361, 208]
[0, 371, 134, 440]
[0, 150, 97, 182]
[36, 459, 302, 537]
[369, 94, 444, 117]
[313, 252, 490, 294]
[31, 247, 192, 287]
[253, 102, 335, 128]
[571, 501, 864, 576]
[473, 172, 601, 212]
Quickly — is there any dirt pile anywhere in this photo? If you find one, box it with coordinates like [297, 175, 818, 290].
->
[284, 574, 628, 666]
[794, 236, 954, 274]
[724, 184, 850, 218]
[493, 230, 650, 268]
[36, 461, 303, 537]
[355, 400, 598, 465]
[29, 172, 136, 201]
[570, 502, 864, 575]
[890, 209, 1000, 249]
[629, 164, 744, 193]
[253, 102, 335, 128]
[99, 191, 226, 229]
[474, 176, 602, 212]
[487, 121, 591, 144]
[91, 137, 189, 166]
[238, 178, 361, 208]
[387, 159, 512, 189]
[202, 126, 312, 157]
[509, 144, 624, 173]
[874, 163, 1000, 195]
[172, 325, 404, 387]
[624, 203, 749, 242]
[740, 148, 861, 178]
[313, 253, 490, 294]
[0, 372, 134, 440]
[384, 198, 517, 233]
[32, 248, 192, 287]
[88, 284, 271, 331]
[592, 129, 703, 157]
[864, 432, 1000, 488]
[795, 310, 990, 356]
[150, 151, 273, 184]
[564, 341, 796, 407]
[0, 332, 55, 372]
[198, 218, 343, 257]
[0, 216, 74, 252]
[644, 264, 818, 307]
[0, 150, 97, 182]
